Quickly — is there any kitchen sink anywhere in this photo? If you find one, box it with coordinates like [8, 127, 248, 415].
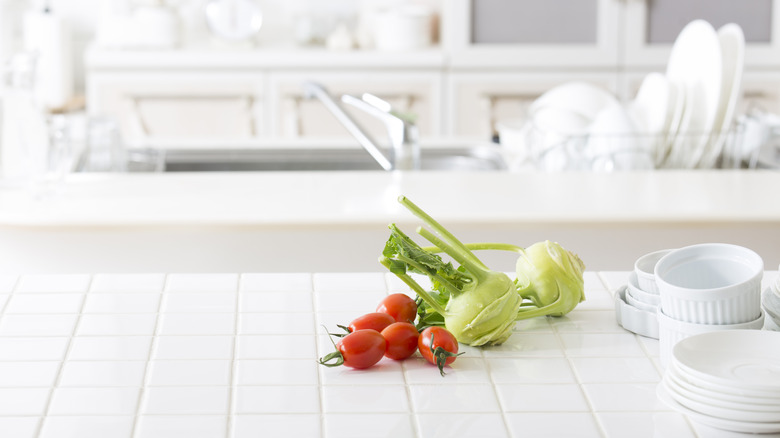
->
[159, 146, 508, 172]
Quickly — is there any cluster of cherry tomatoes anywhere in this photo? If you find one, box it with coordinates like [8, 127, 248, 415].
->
[318, 293, 461, 375]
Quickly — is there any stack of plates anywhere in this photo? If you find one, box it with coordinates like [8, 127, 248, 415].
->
[657, 330, 780, 433]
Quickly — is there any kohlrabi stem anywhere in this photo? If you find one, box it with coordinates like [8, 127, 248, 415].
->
[516, 297, 563, 320]
[398, 196, 486, 270]
[422, 242, 525, 255]
[379, 257, 447, 315]
[417, 227, 486, 279]
[393, 252, 463, 296]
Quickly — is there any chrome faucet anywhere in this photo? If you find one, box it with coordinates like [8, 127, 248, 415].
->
[302, 81, 420, 171]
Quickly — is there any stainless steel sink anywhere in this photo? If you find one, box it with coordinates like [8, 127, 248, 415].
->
[160, 146, 508, 172]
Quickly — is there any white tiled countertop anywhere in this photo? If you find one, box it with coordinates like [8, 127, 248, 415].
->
[0, 271, 774, 438]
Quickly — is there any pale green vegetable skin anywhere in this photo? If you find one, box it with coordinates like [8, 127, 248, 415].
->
[381, 196, 585, 347]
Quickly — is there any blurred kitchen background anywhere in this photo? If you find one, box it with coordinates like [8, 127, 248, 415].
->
[2, 0, 780, 173]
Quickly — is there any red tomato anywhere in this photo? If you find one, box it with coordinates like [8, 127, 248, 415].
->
[318, 329, 386, 370]
[381, 322, 420, 360]
[418, 326, 462, 376]
[377, 293, 418, 323]
[347, 312, 396, 334]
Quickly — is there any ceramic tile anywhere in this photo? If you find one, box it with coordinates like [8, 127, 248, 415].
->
[236, 359, 318, 386]
[0, 314, 78, 336]
[236, 334, 316, 360]
[511, 316, 554, 333]
[570, 357, 661, 383]
[67, 336, 153, 361]
[495, 384, 590, 412]
[558, 333, 646, 357]
[320, 358, 406, 386]
[384, 272, 431, 292]
[552, 310, 626, 333]
[0, 274, 18, 293]
[153, 335, 234, 360]
[0, 294, 8, 310]
[238, 312, 313, 335]
[90, 274, 166, 293]
[147, 360, 231, 386]
[315, 290, 390, 313]
[689, 422, 767, 438]
[488, 358, 576, 384]
[232, 414, 321, 438]
[322, 385, 409, 413]
[504, 412, 602, 438]
[402, 356, 490, 384]
[313, 273, 387, 293]
[76, 314, 157, 336]
[59, 361, 147, 387]
[141, 387, 230, 415]
[416, 413, 509, 438]
[234, 386, 319, 414]
[82, 293, 160, 313]
[161, 292, 237, 313]
[239, 291, 313, 313]
[637, 335, 660, 357]
[48, 387, 140, 415]
[0, 337, 69, 360]
[598, 271, 631, 294]
[0, 388, 50, 415]
[584, 271, 607, 291]
[240, 273, 313, 292]
[575, 288, 617, 311]
[324, 414, 415, 438]
[135, 415, 227, 438]
[16, 274, 91, 293]
[598, 412, 696, 438]
[0, 361, 60, 387]
[582, 383, 670, 412]
[0, 417, 39, 438]
[315, 311, 364, 337]
[409, 384, 500, 413]
[39, 416, 134, 438]
[5, 293, 84, 314]
[482, 333, 564, 357]
[157, 313, 235, 336]
[165, 274, 239, 293]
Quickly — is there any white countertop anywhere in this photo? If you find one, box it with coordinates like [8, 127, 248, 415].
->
[0, 270, 766, 438]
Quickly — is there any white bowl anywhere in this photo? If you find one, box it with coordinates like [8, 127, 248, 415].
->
[654, 243, 763, 324]
[614, 286, 659, 339]
[657, 308, 764, 368]
[529, 81, 618, 122]
[626, 287, 658, 312]
[627, 272, 661, 306]
[634, 249, 673, 294]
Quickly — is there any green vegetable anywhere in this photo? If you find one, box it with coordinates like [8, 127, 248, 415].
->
[380, 196, 586, 347]
[380, 196, 521, 347]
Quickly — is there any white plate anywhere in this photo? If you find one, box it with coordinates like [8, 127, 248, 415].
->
[665, 20, 723, 168]
[658, 79, 685, 168]
[673, 330, 780, 392]
[700, 23, 746, 169]
[667, 362, 780, 408]
[663, 375, 780, 423]
[657, 383, 780, 434]
[628, 73, 674, 166]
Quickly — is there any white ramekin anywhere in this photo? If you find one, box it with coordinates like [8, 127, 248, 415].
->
[634, 249, 673, 294]
[627, 272, 661, 307]
[654, 243, 763, 325]
[657, 308, 765, 368]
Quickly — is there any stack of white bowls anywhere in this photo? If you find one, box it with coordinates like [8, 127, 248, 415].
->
[654, 243, 765, 367]
[657, 330, 780, 434]
[615, 250, 670, 338]
[761, 267, 780, 330]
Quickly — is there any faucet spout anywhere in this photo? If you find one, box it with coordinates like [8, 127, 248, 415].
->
[302, 82, 393, 171]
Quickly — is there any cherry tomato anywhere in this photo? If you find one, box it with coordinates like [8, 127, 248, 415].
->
[347, 312, 396, 334]
[318, 329, 386, 370]
[418, 326, 462, 376]
[377, 293, 418, 323]
[381, 322, 420, 360]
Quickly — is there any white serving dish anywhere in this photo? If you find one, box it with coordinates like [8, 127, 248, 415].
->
[627, 271, 661, 306]
[673, 329, 780, 393]
[654, 243, 763, 324]
[614, 286, 659, 339]
[633, 248, 672, 293]
[657, 308, 764, 368]
[666, 362, 780, 408]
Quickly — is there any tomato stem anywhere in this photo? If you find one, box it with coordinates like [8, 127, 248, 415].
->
[318, 325, 345, 367]
[428, 332, 464, 377]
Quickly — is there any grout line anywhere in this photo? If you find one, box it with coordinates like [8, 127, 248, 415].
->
[310, 273, 327, 438]
[129, 273, 168, 438]
[225, 274, 242, 438]
[33, 275, 93, 438]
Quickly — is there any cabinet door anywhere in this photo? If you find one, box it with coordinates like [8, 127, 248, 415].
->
[268, 71, 442, 144]
[443, 0, 620, 68]
[86, 71, 265, 148]
[623, 0, 780, 68]
[448, 72, 619, 140]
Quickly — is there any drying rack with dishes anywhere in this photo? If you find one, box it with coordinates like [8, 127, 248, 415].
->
[500, 20, 755, 172]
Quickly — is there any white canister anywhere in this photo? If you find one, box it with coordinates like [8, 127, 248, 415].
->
[373, 5, 433, 51]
